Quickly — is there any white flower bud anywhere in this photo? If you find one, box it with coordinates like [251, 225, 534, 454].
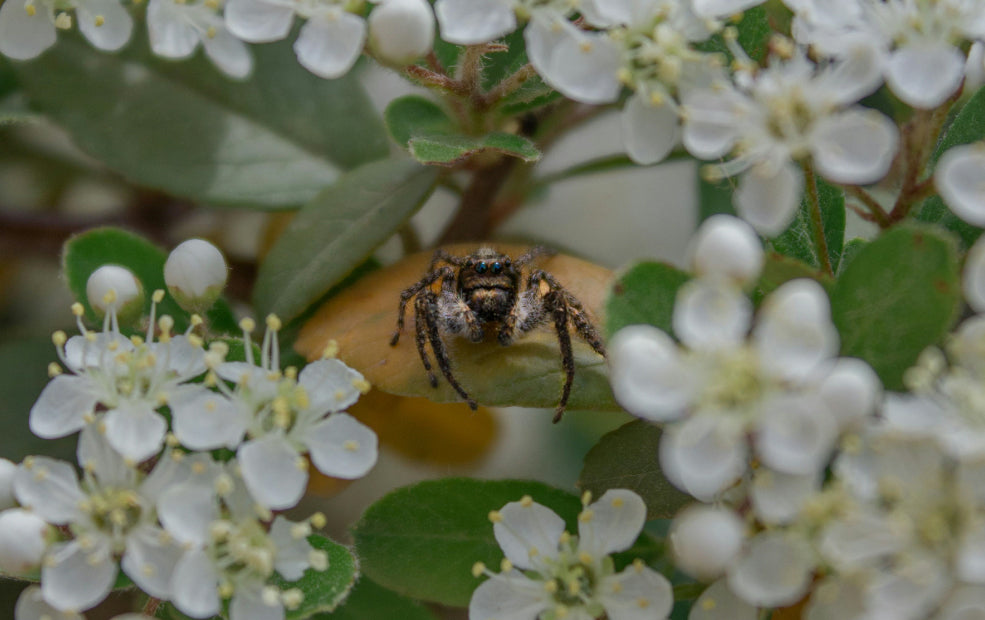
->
[86, 265, 144, 320]
[0, 509, 50, 575]
[368, 0, 435, 65]
[0, 458, 17, 511]
[164, 239, 228, 312]
[670, 504, 744, 580]
[688, 214, 764, 286]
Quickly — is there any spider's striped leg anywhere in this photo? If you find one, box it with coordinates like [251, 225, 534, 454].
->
[421, 289, 478, 410]
[413, 295, 438, 388]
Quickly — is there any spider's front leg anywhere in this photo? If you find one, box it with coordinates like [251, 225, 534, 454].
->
[418, 289, 479, 410]
[390, 266, 454, 346]
[529, 270, 606, 358]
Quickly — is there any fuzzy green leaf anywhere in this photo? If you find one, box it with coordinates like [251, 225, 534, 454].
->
[15, 33, 387, 209]
[271, 534, 358, 619]
[353, 478, 581, 607]
[253, 158, 438, 322]
[318, 578, 438, 620]
[61, 227, 237, 333]
[696, 174, 736, 223]
[830, 225, 961, 390]
[755, 252, 831, 301]
[408, 132, 540, 165]
[605, 261, 690, 338]
[579, 420, 690, 520]
[384, 96, 455, 146]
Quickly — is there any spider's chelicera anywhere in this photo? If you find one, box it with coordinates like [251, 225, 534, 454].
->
[390, 246, 606, 422]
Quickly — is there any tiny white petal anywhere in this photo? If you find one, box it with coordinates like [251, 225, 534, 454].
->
[673, 280, 752, 351]
[86, 265, 142, 315]
[299, 359, 364, 413]
[660, 414, 747, 500]
[965, 234, 985, 312]
[755, 394, 838, 476]
[494, 499, 565, 571]
[750, 468, 820, 524]
[76, 0, 133, 51]
[157, 483, 218, 547]
[816, 357, 881, 429]
[121, 525, 182, 599]
[164, 239, 228, 309]
[468, 571, 549, 620]
[670, 504, 744, 580]
[294, 10, 366, 79]
[29, 375, 97, 439]
[734, 162, 802, 237]
[172, 549, 220, 618]
[103, 406, 168, 463]
[599, 564, 674, 620]
[578, 489, 646, 558]
[621, 94, 679, 166]
[692, 0, 764, 19]
[202, 27, 253, 79]
[434, 0, 514, 45]
[608, 325, 693, 422]
[171, 391, 247, 450]
[754, 278, 838, 381]
[0, 509, 49, 575]
[15, 586, 84, 620]
[689, 579, 757, 620]
[224, 0, 295, 42]
[681, 90, 741, 160]
[0, 0, 56, 61]
[811, 108, 898, 185]
[937, 144, 985, 227]
[886, 42, 966, 109]
[803, 576, 867, 620]
[147, 0, 199, 59]
[304, 413, 378, 479]
[238, 435, 307, 510]
[368, 0, 435, 65]
[688, 214, 764, 285]
[818, 508, 900, 569]
[270, 516, 312, 581]
[14, 457, 84, 524]
[230, 585, 283, 620]
[42, 539, 117, 612]
[542, 29, 622, 105]
[727, 532, 813, 607]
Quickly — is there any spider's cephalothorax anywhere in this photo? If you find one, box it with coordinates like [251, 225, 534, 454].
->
[390, 246, 606, 422]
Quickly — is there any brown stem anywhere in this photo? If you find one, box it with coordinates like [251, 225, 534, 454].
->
[438, 157, 518, 243]
[403, 65, 470, 97]
[479, 64, 538, 110]
[803, 160, 834, 276]
[845, 185, 890, 228]
[143, 597, 162, 615]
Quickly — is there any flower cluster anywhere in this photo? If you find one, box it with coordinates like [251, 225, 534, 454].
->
[0, 240, 377, 618]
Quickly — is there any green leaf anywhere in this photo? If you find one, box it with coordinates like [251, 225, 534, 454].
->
[409, 132, 540, 165]
[915, 85, 985, 247]
[769, 176, 845, 271]
[384, 95, 540, 165]
[14, 32, 388, 209]
[837, 238, 867, 275]
[755, 252, 831, 301]
[579, 420, 691, 520]
[830, 225, 961, 390]
[253, 158, 438, 322]
[352, 478, 582, 607]
[61, 227, 238, 333]
[272, 534, 359, 619]
[605, 261, 690, 338]
[317, 578, 438, 620]
[695, 6, 771, 63]
[696, 173, 736, 223]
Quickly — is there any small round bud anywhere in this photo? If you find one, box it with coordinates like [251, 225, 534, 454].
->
[688, 214, 763, 286]
[164, 239, 228, 312]
[0, 458, 17, 511]
[670, 504, 744, 580]
[86, 265, 144, 322]
[368, 0, 435, 66]
[0, 509, 50, 575]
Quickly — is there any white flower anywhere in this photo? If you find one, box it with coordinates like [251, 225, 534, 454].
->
[726, 531, 814, 607]
[692, 0, 766, 19]
[30, 296, 209, 463]
[0, 0, 132, 60]
[172, 317, 376, 509]
[224, 0, 365, 79]
[86, 265, 143, 319]
[682, 50, 897, 235]
[609, 278, 861, 500]
[0, 508, 50, 575]
[156, 461, 324, 620]
[13, 429, 186, 612]
[687, 214, 764, 287]
[368, 0, 434, 65]
[164, 239, 228, 313]
[690, 579, 757, 620]
[937, 143, 985, 227]
[469, 489, 674, 620]
[14, 586, 83, 620]
[148, 0, 253, 79]
[670, 504, 745, 580]
[786, 0, 985, 109]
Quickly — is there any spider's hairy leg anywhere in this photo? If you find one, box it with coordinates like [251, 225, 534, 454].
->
[440, 271, 484, 342]
[421, 289, 478, 410]
[498, 286, 545, 346]
[545, 289, 575, 423]
[413, 295, 439, 388]
[391, 266, 454, 346]
[513, 245, 557, 268]
[529, 270, 606, 357]
[428, 248, 466, 271]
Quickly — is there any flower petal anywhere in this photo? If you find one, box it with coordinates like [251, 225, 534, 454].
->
[237, 435, 306, 510]
[299, 359, 364, 414]
[147, 0, 199, 59]
[224, 0, 295, 42]
[103, 406, 167, 463]
[726, 532, 813, 607]
[734, 162, 802, 237]
[202, 26, 254, 79]
[172, 549, 220, 619]
[681, 89, 741, 160]
[157, 483, 218, 547]
[689, 579, 757, 620]
[294, 10, 366, 79]
[886, 42, 965, 109]
[937, 143, 985, 227]
[29, 375, 96, 439]
[15, 586, 84, 620]
[541, 27, 622, 105]
[965, 234, 985, 312]
[14, 457, 83, 524]
[608, 325, 693, 422]
[469, 571, 549, 620]
[230, 585, 283, 620]
[673, 280, 752, 351]
[753, 278, 838, 382]
[76, 0, 133, 51]
[750, 468, 820, 524]
[578, 489, 646, 558]
[171, 390, 247, 451]
[434, 0, 514, 45]
[270, 516, 313, 581]
[598, 564, 673, 620]
[0, 0, 56, 60]
[42, 538, 117, 612]
[122, 525, 182, 599]
[621, 94, 679, 165]
[811, 108, 898, 185]
[303, 413, 378, 479]
[494, 498, 565, 571]
[755, 394, 838, 476]
[670, 504, 744, 580]
[660, 414, 747, 500]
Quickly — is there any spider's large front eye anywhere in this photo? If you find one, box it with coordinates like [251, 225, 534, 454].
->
[491, 261, 503, 274]
[476, 262, 488, 274]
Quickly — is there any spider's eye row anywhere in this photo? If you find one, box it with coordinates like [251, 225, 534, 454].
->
[491, 261, 503, 274]
[476, 262, 488, 274]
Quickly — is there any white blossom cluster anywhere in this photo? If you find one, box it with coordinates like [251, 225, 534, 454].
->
[0, 240, 378, 619]
[469, 489, 674, 620]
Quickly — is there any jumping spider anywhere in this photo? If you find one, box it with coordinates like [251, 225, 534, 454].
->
[390, 246, 606, 422]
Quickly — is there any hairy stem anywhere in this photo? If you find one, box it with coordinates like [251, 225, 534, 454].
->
[845, 185, 890, 227]
[804, 160, 834, 276]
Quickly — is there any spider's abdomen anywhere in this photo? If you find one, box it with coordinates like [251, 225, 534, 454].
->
[466, 287, 514, 322]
